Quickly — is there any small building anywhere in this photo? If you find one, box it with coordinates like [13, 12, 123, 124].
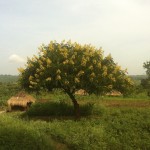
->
[7, 92, 36, 111]
[106, 90, 122, 97]
[75, 89, 88, 96]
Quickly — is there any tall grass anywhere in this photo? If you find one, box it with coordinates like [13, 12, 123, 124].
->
[1, 103, 150, 150]
[0, 114, 53, 150]
[24, 107, 150, 150]
[26, 101, 106, 117]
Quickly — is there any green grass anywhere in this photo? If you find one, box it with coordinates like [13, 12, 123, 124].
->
[0, 88, 150, 150]
[25, 101, 106, 118]
[28, 107, 150, 150]
[0, 114, 54, 150]
[2, 103, 150, 150]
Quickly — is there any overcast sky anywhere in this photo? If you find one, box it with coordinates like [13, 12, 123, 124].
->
[0, 0, 150, 75]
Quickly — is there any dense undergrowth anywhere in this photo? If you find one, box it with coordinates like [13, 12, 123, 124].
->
[0, 115, 54, 150]
[0, 84, 150, 149]
[1, 104, 150, 150]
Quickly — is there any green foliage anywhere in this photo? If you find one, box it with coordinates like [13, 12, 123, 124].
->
[141, 61, 150, 96]
[46, 119, 106, 150]
[26, 101, 74, 116]
[19, 40, 133, 96]
[0, 115, 53, 150]
[143, 61, 150, 78]
[103, 108, 150, 150]
[1, 95, 150, 150]
[0, 82, 21, 107]
[24, 107, 150, 150]
[26, 101, 106, 117]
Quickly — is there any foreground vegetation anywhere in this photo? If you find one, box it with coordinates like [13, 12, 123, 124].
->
[0, 75, 150, 150]
[0, 102, 150, 150]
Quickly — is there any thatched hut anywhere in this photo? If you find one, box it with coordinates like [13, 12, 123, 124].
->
[7, 92, 36, 111]
[75, 89, 88, 96]
[106, 90, 122, 97]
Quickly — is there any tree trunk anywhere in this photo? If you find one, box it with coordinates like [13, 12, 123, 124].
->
[67, 92, 80, 119]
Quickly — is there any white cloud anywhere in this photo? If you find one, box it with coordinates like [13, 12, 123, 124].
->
[9, 54, 26, 63]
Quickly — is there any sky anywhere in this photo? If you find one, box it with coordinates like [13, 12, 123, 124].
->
[0, 0, 150, 75]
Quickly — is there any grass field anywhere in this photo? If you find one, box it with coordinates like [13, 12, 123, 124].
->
[0, 90, 150, 150]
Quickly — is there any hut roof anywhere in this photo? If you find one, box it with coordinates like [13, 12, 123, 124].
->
[7, 91, 36, 107]
[106, 90, 122, 97]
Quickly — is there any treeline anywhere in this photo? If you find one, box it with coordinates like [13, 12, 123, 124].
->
[0, 75, 18, 83]
[129, 75, 147, 85]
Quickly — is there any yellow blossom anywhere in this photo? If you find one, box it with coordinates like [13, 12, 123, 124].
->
[103, 66, 107, 72]
[90, 72, 96, 78]
[102, 72, 107, 77]
[97, 63, 101, 68]
[28, 63, 34, 68]
[56, 69, 61, 74]
[64, 73, 67, 76]
[106, 54, 112, 60]
[29, 75, 34, 81]
[64, 81, 69, 85]
[30, 81, 37, 85]
[35, 74, 39, 78]
[40, 65, 45, 70]
[36, 68, 40, 73]
[108, 85, 113, 89]
[36, 79, 40, 82]
[75, 78, 80, 83]
[46, 77, 52, 81]
[63, 60, 69, 64]
[69, 60, 74, 65]
[29, 85, 33, 89]
[18, 67, 24, 73]
[93, 60, 97, 64]
[56, 75, 61, 80]
[77, 70, 84, 76]
[89, 65, 93, 70]
[46, 58, 52, 65]
[38, 60, 43, 65]
[41, 56, 46, 61]
[71, 55, 75, 59]
[40, 72, 44, 76]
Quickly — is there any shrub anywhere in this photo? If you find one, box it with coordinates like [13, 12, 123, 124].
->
[26, 101, 106, 117]
[0, 114, 53, 150]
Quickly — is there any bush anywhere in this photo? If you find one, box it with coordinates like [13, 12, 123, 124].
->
[26, 101, 106, 117]
[26, 101, 74, 117]
[0, 114, 53, 150]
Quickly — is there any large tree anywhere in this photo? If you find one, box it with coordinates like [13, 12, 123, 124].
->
[19, 41, 133, 117]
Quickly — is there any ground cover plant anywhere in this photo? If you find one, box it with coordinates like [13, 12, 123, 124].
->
[1, 98, 150, 150]
[0, 86, 150, 150]
[0, 82, 20, 109]
[0, 114, 54, 150]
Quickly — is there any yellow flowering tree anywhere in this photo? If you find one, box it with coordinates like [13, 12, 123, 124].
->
[19, 40, 133, 117]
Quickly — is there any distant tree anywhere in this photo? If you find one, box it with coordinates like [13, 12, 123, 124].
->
[141, 61, 150, 96]
[143, 61, 150, 79]
[18, 40, 133, 117]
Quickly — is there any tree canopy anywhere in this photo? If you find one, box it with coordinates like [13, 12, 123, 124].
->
[141, 61, 150, 96]
[143, 61, 150, 79]
[19, 40, 133, 117]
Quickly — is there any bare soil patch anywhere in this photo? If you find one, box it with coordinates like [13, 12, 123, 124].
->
[102, 100, 150, 108]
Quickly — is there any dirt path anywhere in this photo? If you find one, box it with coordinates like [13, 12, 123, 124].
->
[102, 100, 150, 107]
